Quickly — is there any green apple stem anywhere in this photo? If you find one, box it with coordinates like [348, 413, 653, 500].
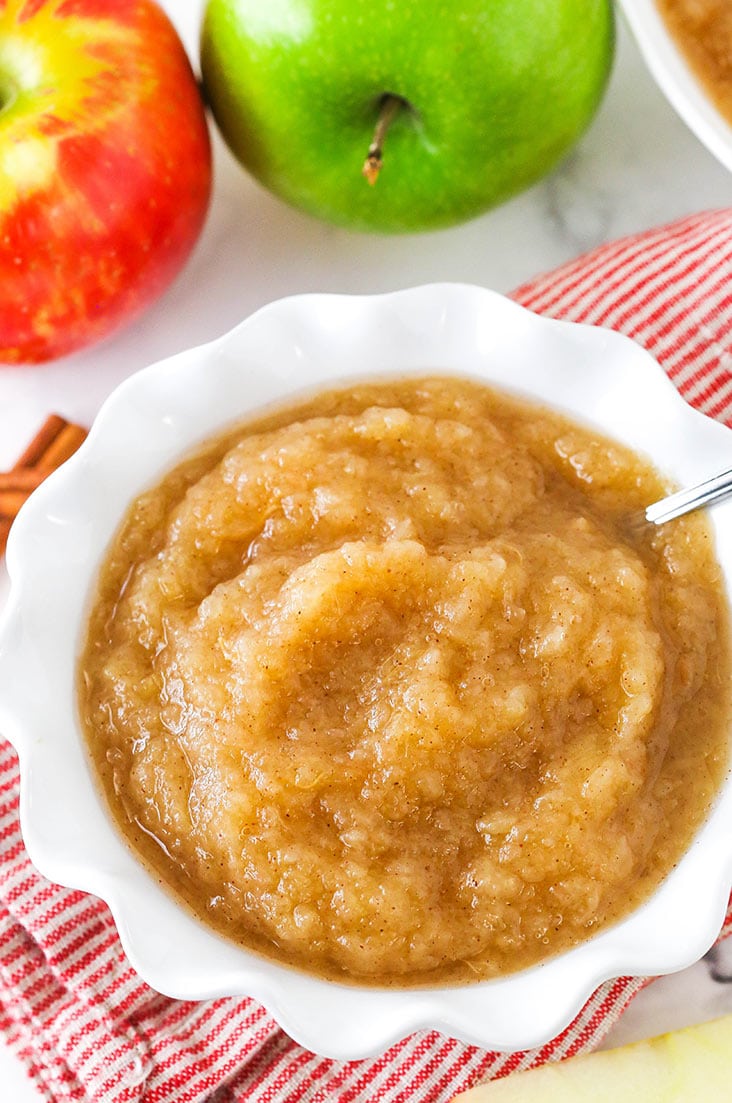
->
[362, 94, 407, 186]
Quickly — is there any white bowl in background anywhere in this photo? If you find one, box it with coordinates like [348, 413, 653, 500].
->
[619, 0, 732, 173]
[0, 284, 731, 1060]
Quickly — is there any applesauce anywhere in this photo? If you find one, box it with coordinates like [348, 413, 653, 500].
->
[79, 377, 731, 985]
[657, 0, 732, 123]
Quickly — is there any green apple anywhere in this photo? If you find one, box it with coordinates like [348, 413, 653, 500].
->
[453, 1014, 732, 1102]
[200, 0, 614, 234]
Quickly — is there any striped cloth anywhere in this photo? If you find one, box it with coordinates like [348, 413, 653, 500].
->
[2, 207, 732, 1102]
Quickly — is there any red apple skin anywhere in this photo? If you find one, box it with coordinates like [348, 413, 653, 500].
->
[0, 0, 212, 364]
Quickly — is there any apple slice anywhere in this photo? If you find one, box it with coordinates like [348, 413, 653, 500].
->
[453, 1015, 732, 1102]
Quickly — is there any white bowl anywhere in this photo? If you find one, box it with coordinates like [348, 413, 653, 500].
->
[1, 284, 732, 1060]
[619, 0, 732, 173]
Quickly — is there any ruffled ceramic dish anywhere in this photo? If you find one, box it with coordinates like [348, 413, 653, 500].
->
[1, 284, 732, 1060]
[619, 0, 732, 173]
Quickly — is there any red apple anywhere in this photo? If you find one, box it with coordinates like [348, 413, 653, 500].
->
[0, 0, 212, 364]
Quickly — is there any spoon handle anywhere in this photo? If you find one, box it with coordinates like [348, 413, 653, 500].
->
[646, 465, 732, 525]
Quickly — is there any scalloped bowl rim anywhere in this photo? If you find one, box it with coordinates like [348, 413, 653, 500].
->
[618, 0, 732, 173]
[1, 283, 732, 1060]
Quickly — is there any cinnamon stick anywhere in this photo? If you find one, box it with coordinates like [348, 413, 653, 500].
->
[11, 414, 67, 470]
[0, 468, 46, 494]
[0, 490, 30, 519]
[0, 518, 11, 557]
[0, 413, 88, 557]
[37, 423, 88, 472]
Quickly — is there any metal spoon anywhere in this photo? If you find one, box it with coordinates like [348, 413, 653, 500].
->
[645, 465, 732, 526]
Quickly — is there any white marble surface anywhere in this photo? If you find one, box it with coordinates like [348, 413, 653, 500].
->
[2, 2, 732, 1099]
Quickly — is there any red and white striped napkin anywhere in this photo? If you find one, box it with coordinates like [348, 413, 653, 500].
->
[2, 207, 732, 1102]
